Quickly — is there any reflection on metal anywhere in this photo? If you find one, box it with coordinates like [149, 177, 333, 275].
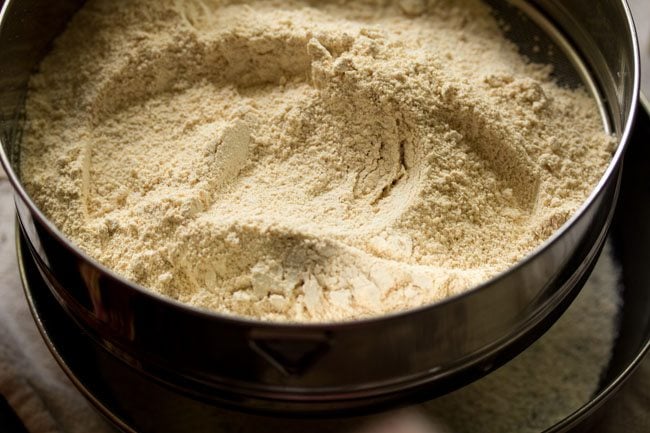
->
[1, 0, 640, 414]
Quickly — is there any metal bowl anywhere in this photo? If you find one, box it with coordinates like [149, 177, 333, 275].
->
[0, 0, 640, 414]
[17, 99, 650, 431]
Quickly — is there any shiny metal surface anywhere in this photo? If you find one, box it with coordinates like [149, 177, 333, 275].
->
[0, 0, 640, 413]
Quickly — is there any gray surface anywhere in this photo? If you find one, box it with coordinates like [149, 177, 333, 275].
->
[631, 0, 650, 97]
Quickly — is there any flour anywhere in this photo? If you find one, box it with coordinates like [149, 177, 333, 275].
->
[100, 246, 619, 433]
[421, 242, 621, 432]
[21, 0, 614, 322]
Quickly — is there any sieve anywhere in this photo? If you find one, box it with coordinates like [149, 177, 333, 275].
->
[0, 0, 639, 414]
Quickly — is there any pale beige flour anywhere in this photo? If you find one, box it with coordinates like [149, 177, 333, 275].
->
[21, 0, 614, 322]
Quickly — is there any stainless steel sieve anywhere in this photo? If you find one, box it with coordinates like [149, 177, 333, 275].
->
[0, 0, 639, 414]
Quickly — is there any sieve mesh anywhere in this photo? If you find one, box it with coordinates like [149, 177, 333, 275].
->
[485, 0, 610, 132]
[487, 0, 582, 87]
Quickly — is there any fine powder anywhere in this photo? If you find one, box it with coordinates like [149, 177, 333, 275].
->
[420, 243, 621, 432]
[100, 245, 621, 433]
[21, 0, 614, 322]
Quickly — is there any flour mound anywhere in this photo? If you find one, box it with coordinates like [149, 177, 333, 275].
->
[21, 0, 614, 322]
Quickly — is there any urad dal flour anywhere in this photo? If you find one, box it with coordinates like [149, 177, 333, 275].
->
[21, 0, 614, 322]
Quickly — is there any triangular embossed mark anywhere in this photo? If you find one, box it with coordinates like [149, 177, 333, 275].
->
[249, 331, 331, 376]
